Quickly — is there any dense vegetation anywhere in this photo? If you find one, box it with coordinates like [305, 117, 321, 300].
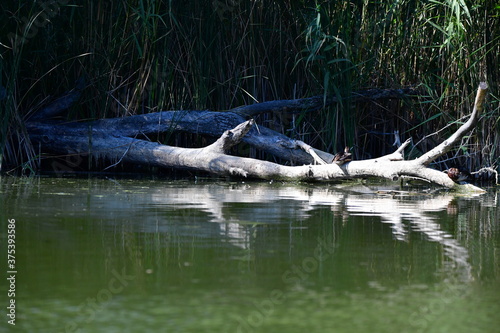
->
[1, 0, 498, 175]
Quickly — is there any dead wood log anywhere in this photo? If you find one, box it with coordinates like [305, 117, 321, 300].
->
[26, 110, 332, 165]
[26, 86, 418, 165]
[232, 87, 419, 117]
[27, 78, 85, 121]
[26, 83, 487, 191]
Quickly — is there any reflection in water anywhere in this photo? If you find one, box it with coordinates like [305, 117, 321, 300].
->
[0, 177, 498, 333]
[344, 194, 472, 281]
[140, 183, 474, 281]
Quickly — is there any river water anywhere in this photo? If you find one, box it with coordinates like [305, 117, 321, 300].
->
[1, 176, 499, 333]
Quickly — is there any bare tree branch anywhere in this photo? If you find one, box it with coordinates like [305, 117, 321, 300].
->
[417, 82, 488, 166]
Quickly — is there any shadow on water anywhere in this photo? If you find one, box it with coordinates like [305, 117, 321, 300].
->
[0, 176, 499, 333]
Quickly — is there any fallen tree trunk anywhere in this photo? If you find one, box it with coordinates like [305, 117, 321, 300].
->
[27, 87, 419, 165]
[27, 83, 488, 191]
[27, 109, 334, 165]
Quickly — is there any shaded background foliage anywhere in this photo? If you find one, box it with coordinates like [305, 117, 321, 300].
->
[0, 0, 498, 174]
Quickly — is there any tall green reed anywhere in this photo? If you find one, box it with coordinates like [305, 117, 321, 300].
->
[0, 0, 498, 172]
[1, 1, 41, 174]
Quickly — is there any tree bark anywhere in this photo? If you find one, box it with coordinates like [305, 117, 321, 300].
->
[26, 84, 488, 191]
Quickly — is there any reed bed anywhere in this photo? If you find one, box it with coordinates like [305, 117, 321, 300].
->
[1, 0, 498, 174]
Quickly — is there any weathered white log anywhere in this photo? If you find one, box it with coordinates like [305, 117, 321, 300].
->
[27, 83, 488, 191]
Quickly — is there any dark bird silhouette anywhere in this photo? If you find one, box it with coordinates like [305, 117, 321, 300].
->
[332, 146, 352, 165]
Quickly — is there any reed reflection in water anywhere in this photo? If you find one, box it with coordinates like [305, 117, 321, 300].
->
[1, 177, 498, 333]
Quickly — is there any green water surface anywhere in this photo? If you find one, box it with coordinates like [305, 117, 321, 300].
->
[0, 176, 499, 333]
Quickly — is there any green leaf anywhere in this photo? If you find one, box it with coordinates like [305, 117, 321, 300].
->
[408, 113, 443, 131]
